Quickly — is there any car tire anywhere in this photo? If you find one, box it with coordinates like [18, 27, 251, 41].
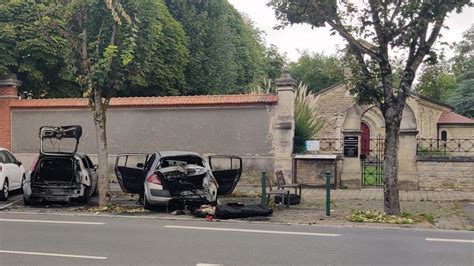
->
[78, 187, 90, 204]
[143, 193, 153, 211]
[23, 194, 32, 206]
[20, 175, 25, 193]
[0, 179, 8, 201]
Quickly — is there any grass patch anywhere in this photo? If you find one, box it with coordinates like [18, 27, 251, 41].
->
[402, 211, 436, 224]
[362, 165, 383, 186]
[347, 210, 413, 224]
[230, 190, 260, 198]
[88, 204, 150, 214]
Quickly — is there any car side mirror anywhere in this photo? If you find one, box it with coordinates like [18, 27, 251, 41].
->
[136, 163, 144, 168]
[16, 161, 22, 166]
[93, 164, 98, 170]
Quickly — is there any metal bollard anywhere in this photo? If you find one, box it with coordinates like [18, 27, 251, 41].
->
[261, 171, 267, 205]
[326, 170, 331, 216]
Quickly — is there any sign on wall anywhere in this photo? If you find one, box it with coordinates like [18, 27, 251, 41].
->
[343, 136, 358, 157]
[305, 140, 320, 152]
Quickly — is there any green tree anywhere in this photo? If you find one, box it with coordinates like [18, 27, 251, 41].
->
[263, 44, 287, 81]
[166, 0, 265, 94]
[29, 0, 190, 205]
[0, 0, 188, 99]
[448, 25, 474, 117]
[0, 1, 78, 98]
[290, 51, 344, 93]
[270, 0, 472, 215]
[416, 63, 457, 102]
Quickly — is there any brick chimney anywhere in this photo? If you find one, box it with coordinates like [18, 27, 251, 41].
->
[0, 74, 22, 150]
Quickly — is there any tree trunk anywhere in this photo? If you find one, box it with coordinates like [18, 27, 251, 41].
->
[383, 106, 403, 215]
[92, 88, 110, 206]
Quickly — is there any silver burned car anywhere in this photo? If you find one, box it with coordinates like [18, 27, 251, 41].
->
[115, 152, 241, 210]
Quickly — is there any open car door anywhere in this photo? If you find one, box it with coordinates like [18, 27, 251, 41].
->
[209, 155, 242, 195]
[115, 153, 149, 195]
[39, 125, 82, 155]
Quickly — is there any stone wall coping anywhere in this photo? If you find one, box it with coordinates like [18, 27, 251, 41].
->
[400, 129, 419, 135]
[417, 155, 474, 162]
[0, 78, 22, 87]
[341, 129, 361, 134]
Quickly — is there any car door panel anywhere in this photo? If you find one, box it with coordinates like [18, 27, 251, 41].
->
[0, 151, 18, 189]
[209, 155, 242, 195]
[115, 154, 149, 194]
[5, 151, 21, 189]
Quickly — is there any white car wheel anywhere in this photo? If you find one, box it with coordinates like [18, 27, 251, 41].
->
[0, 179, 8, 201]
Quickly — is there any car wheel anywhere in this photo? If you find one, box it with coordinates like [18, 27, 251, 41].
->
[20, 175, 25, 193]
[0, 179, 9, 201]
[143, 193, 153, 211]
[78, 187, 90, 204]
[23, 193, 32, 206]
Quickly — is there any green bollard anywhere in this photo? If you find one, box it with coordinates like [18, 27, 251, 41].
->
[261, 171, 267, 205]
[326, 170, 331, 216]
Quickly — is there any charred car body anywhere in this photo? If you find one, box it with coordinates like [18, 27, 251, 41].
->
[115, 152, 241, 209]
[23, 126, 98, 204]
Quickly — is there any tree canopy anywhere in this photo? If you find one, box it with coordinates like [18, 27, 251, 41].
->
[415, 61, 457, 102]
[448, 25, 474, 117]
[165, 0, 268, 95]
[0, 0, 282, 98]
[290, 51, 344, 93]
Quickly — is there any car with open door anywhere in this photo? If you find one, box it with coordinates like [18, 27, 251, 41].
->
[115, 152, 241, 210]
[0, 148, 26, 200]
[23, 125, 98, 205]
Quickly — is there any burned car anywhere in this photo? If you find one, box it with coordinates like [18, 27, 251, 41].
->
[115, 152, 241, 209]
[23, 125, 98, 205]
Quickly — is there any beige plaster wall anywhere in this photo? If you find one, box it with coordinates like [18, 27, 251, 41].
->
[439, 125, 474, 139]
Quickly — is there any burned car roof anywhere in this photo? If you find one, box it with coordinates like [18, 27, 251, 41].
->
[156, 151, 203, 158]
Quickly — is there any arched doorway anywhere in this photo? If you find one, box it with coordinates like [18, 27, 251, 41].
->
[360, 122, 371, 158]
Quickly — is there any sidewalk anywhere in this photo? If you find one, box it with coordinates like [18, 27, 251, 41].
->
[232, 185, 474, 202]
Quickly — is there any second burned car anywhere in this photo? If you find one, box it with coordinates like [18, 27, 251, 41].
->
[23, 125, 98, 205]
[115, 152, 241, 209]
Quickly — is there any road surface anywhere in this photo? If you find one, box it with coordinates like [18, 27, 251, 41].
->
[0, 211, 473, 265]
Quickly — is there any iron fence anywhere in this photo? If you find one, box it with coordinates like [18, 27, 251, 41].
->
[417, 138, 474, 155]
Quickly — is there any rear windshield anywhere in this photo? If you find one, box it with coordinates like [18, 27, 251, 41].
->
[41, 138, 78, 154]
[160, 156, 204, 168]
[37, 157, 75, 183]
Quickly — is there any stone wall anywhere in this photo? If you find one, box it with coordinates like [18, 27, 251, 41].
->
[293, 158, 342, 187]
[415, 98, 452, 139]
[417, 157, 474, 191]
[312, 83, 353, 139]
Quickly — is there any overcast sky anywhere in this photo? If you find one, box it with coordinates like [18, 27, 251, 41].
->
[228, 0, 474, 61]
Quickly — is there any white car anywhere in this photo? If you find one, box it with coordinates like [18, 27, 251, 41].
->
[0, 148, 26, 200]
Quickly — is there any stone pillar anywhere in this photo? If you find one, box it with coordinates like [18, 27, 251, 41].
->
[0, 74, 21, 150]
[397, 129, 419, 190]
[340, 130, 362, 188]
[272, 67, 295, 182]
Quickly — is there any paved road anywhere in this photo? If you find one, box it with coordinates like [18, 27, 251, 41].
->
[0, 212, 473, 266]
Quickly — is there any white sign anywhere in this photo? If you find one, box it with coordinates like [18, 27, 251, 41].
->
[305, 140, 320, 151]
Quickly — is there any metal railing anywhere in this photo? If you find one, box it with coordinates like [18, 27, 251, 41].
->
[416, 138, 474, 155]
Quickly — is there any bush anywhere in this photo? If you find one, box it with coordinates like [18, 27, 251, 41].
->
[294, 83, 324, 153]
